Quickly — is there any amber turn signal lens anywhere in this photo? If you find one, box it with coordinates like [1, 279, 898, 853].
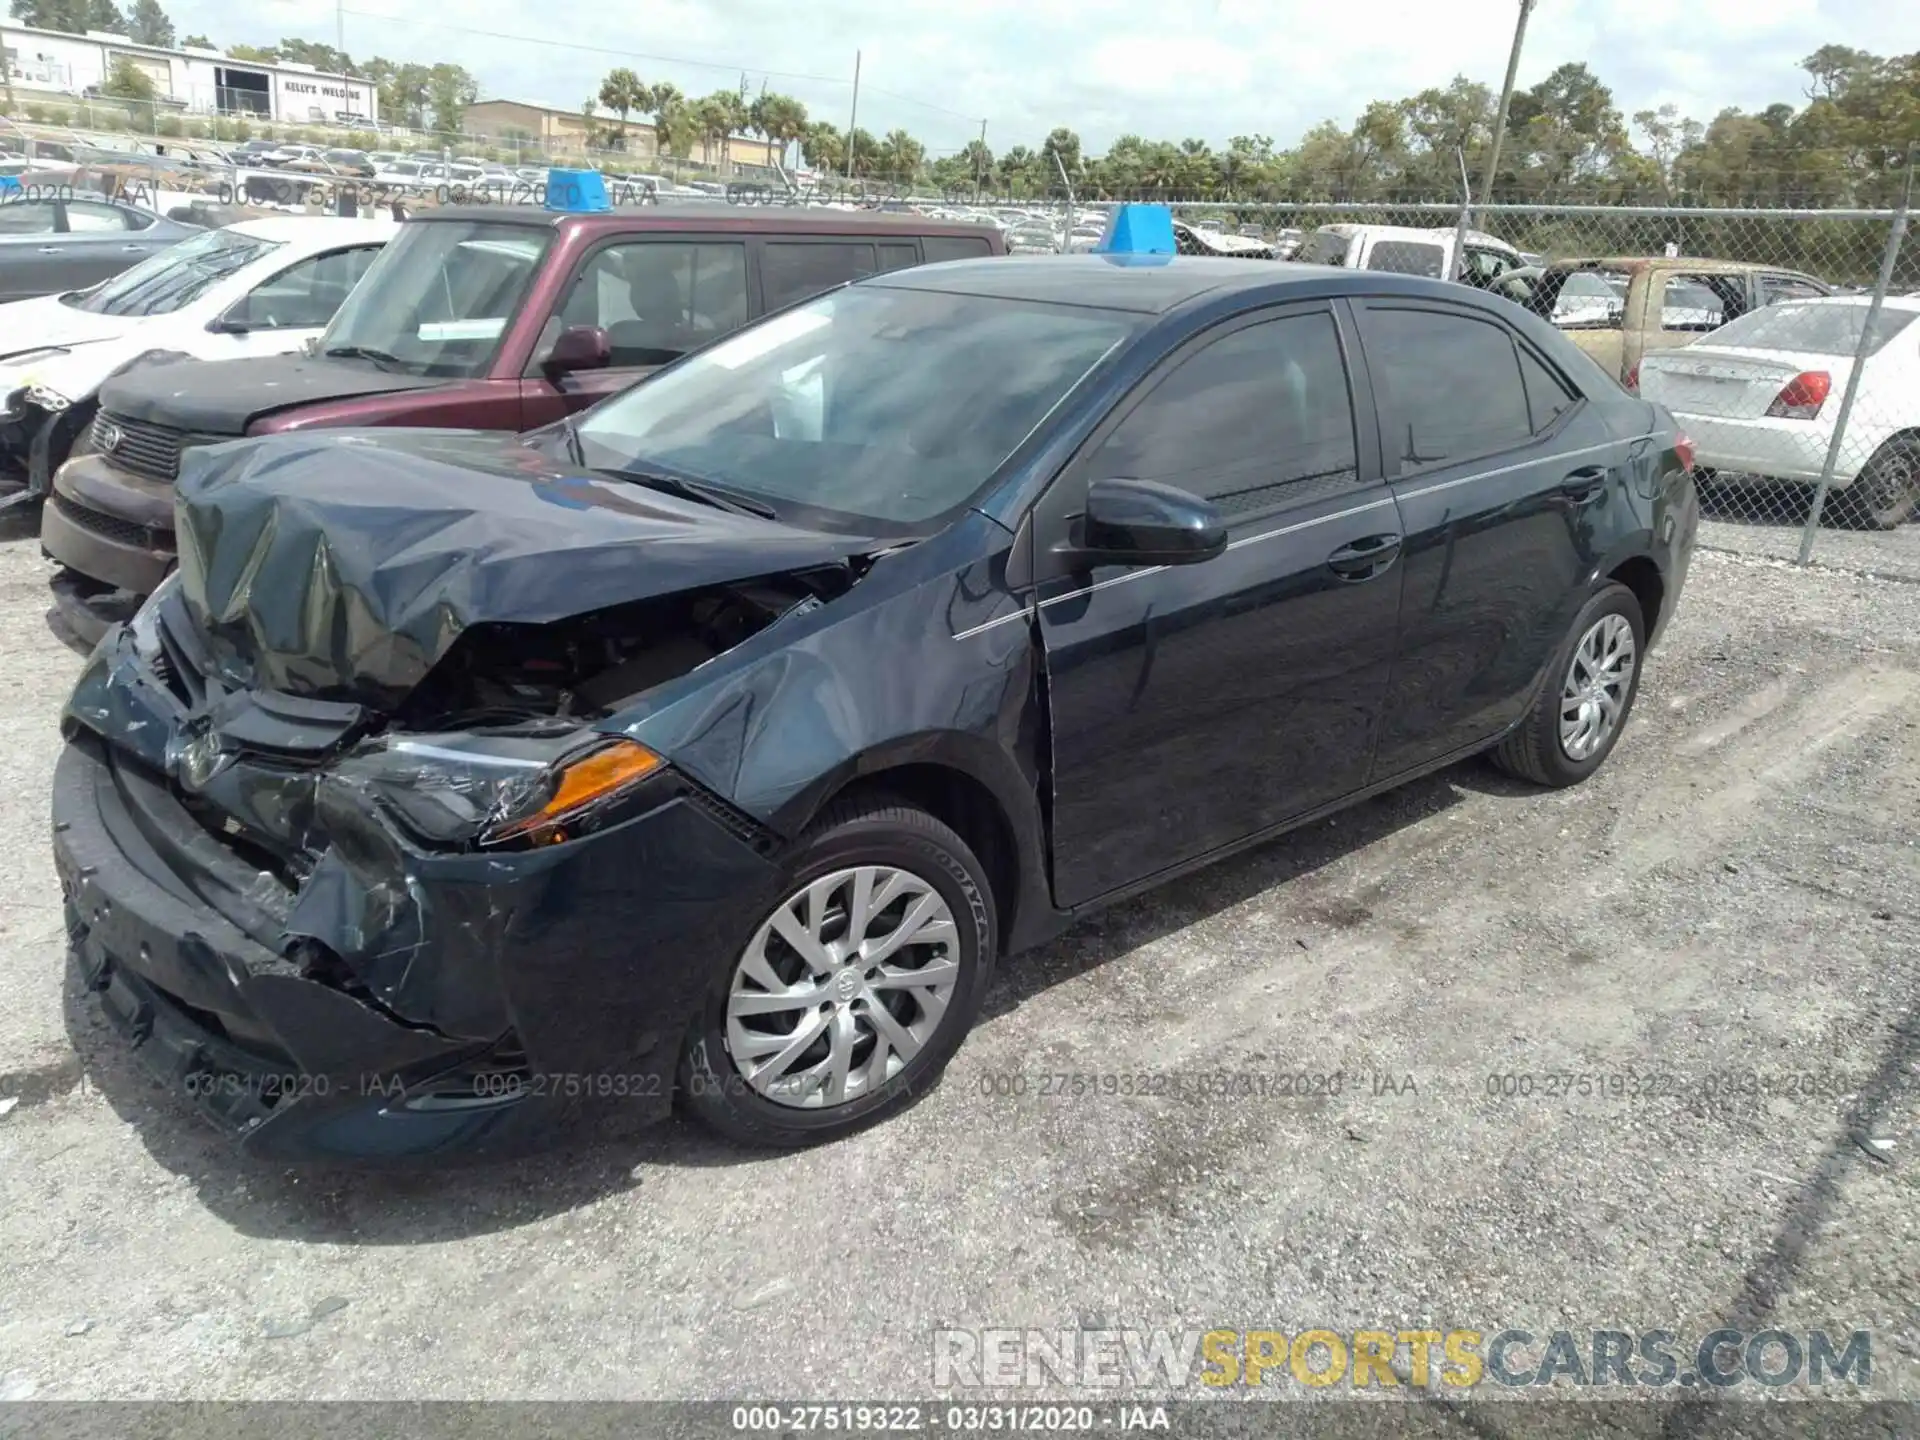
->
[487, 739, 664, 843]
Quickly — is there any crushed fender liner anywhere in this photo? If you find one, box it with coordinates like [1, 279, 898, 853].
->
[51, 427, 875, 1161]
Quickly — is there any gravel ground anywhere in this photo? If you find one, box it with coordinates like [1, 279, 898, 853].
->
[0, 526, 1916, 1419]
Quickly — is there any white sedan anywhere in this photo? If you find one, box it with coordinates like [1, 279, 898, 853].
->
[0, 215, 395, 507]
[1637, 295, 1920, 529]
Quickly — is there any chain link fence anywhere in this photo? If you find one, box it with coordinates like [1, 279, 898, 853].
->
[1067, 189, 1919, 579]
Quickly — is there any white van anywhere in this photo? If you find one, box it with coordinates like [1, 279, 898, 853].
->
[1297, 223, 1526, 287]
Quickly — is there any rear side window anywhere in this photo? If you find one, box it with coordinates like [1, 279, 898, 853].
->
[1362, 306, 1534, 473]
[762, 241, 878, 310]
[878, 240, 919, 273]
[1761, 275, 1827, 305]
[923, 235, 992, 263]
[63, 200, 133, 232]
[1368, 240, 1446, 277]
[1660, 275, 1732, 331]
[1517, 346, 1578, 433]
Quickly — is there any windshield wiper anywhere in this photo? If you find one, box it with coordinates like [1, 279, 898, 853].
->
[322, 344, 408, 370]
[616, 467, 776, 518]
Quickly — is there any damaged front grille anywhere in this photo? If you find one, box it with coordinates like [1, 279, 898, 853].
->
[51, 492, 155, 549]
[92, 411, 188, 484]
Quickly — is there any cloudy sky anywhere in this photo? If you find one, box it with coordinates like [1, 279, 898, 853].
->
[168, 0, 1919, 156]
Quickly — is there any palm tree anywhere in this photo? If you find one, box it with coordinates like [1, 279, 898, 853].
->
[750, 92, 809, 174]
[597, 68, 651, 155]
[800, 120, 844, 175]
[650, 83, 687, 167]
[880, 128, 925, 185]
[692, 89, 748, 169]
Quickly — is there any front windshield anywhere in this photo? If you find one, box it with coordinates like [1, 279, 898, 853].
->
[573, 284, 1141, 532]
[318, 219, 550, 377]
[63, 227, 280, 317]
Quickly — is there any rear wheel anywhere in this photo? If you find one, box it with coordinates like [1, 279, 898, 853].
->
[679, 795, 996, 1147]
[1491, 581, 1646, 788]
[1833, 440, 1920, 531]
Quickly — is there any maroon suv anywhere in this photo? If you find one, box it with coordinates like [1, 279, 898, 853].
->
[44, 203, 1004, 639]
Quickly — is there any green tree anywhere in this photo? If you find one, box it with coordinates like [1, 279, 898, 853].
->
[692, 88, 746, 166]
[179, 31, 209, 47]
[124, 0, 171, 47]
[226, 43, 279, 62]
[278, 38, 353, 74]
[98, 54, 154, 101]
[426, 61, 477, 137]
[799, 118, 843, 173]
[749, 91, 808, 171]
[878, 127, 924, 183]
[597, 67, 650, 152]
[10, 0, 122, 29]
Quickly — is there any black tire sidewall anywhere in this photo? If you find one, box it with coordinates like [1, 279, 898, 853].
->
[679, 809, 996, 1146]
[1532, 582, 1647, 785]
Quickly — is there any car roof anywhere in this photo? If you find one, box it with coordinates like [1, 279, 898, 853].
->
[227, 216, 401, 243]
[865, 253, 1448, 314]
[415, 204, 1001, 238]
[1545, 256, 1819, 277]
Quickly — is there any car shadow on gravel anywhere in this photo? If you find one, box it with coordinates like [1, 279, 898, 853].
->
[55, 756, 1536, 1244]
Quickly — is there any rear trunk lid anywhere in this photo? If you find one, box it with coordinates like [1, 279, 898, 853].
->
[1638, 346, 1853, 420]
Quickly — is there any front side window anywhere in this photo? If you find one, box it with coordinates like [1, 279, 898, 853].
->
[1362, 306, 1534, 473]
[1660, 275, 1733, 331]
[0, 198, 57, 235]
[319, 220, 549, 377]
[64, 226, 281, 316]
[573, 284, 1139, 533]
[1084, 310, 1362, 519]
[230, 245, 382, 331]
[545, 240, 748, 367]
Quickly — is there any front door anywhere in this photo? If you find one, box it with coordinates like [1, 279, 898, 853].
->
[519, 236, 752, 429]
[1033, 301, 1405, 908]
[1353, 297, 1630, 778]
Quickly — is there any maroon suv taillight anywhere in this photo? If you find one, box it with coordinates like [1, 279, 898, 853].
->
[1766, 370, 1831, 420]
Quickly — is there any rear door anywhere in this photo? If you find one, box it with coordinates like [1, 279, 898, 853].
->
[53, 200, 167, 292]
[519, 234, 753, 426]
[1033, 300, 1405, 906]
[1357, 297, 1632, 777]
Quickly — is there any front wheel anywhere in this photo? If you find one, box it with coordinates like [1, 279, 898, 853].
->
[1491, 581, 1646, 788]
[679, 795, 997, 1147]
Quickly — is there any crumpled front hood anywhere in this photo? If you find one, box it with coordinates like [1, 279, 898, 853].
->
[174, 427, 873, 709]
[100, 351, 452, 434]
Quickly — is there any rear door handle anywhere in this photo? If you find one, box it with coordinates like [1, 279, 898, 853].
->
[1561, 465, 1608, 504]
[35, 245, 62, 254]
[1327, 533, 1402, 580]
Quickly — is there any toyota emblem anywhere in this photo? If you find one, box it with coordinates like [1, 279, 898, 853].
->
[94, 418, 122, 452]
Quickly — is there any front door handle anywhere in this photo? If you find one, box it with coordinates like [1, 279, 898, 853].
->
[1327, 533, 1402, 581]
[35, 245, 61, 254]
[1561, 465, 1608, 504]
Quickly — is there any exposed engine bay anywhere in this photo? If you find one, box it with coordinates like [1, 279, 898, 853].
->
[392, 572, 843, 733]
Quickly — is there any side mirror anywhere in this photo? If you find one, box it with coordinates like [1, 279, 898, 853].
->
[1056, 477, 1228, 570]
[545, 323, 612, 376]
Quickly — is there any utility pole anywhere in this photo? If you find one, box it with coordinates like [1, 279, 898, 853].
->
[975, 118, 987, 200]
[844, 50, 860, 183]
[1479, 0, 1534, 207]
[336, 0, 345, 61]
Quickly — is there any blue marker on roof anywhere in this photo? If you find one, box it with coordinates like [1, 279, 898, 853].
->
[1093, 203, 1177, 256]
[0, 174, 21, 198]
[545, 167, 611, 214]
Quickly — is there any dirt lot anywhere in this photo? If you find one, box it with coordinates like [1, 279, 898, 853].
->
[0, 525, 1915, 1416]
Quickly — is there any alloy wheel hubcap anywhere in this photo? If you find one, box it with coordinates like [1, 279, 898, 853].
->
[725, 865, 960, 1109]
[1559, 613, 1636, 762]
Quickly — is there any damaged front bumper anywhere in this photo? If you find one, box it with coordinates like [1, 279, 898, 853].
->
[54, 619, 782, 1163]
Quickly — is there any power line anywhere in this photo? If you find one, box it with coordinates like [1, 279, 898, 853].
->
[321, 5, 984, 123]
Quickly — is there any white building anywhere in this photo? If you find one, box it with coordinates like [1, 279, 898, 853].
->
[0, 22, 378, 126]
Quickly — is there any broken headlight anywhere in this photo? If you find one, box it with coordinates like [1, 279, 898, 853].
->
[127, 570, 182, 660]
[332, 730, 668, 850]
